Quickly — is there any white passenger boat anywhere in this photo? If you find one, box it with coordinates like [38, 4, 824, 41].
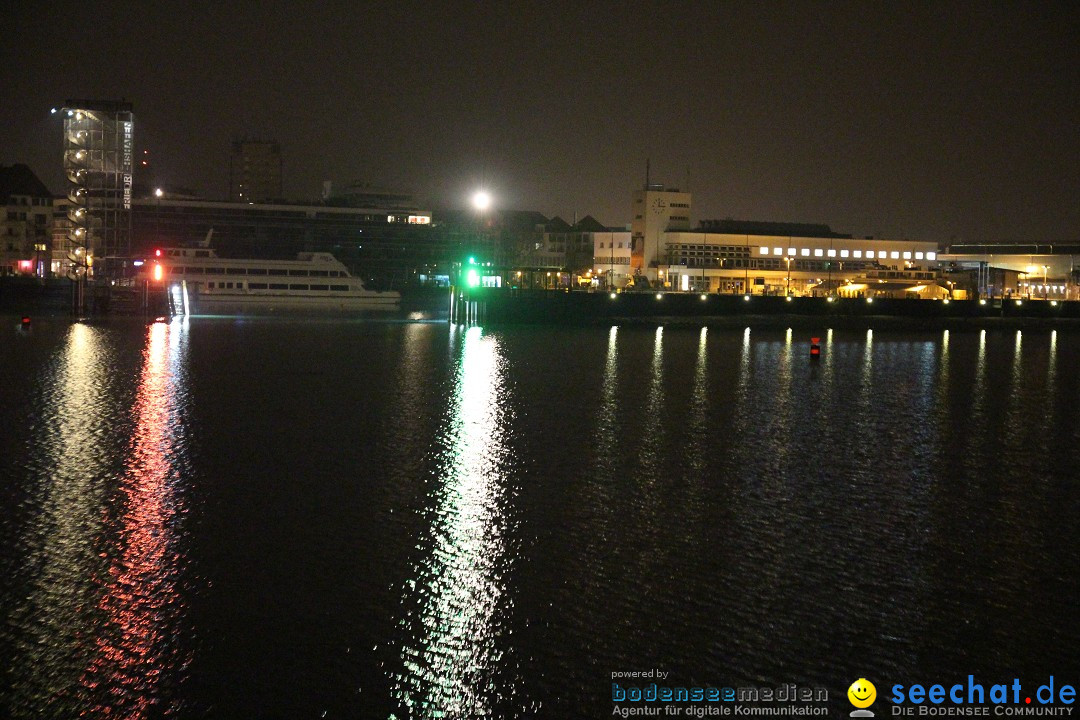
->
[142, 247, 400, 312]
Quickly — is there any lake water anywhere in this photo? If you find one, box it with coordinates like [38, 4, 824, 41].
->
[1, 316, 1078, 718]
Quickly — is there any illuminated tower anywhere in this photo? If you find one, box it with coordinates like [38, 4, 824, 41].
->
[60, 99, 134, 280]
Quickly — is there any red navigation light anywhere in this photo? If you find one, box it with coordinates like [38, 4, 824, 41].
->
[152, 263, 163, 282]
[21, 316, 31, 329]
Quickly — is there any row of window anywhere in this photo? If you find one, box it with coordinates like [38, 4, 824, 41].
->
[204, 281, 351, 291]
[171, 266, 346, 277]
[671, 245, 752, 255]
[758, 246, 937, 261]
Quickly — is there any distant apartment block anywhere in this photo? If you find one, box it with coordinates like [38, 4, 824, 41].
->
[229, 139, 283, 203]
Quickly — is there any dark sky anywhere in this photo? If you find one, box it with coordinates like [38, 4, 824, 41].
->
[2, 1, 1077, 243]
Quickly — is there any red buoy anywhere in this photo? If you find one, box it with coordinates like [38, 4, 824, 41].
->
[20, 316, 31, 331]
[810, 336, 821, 358]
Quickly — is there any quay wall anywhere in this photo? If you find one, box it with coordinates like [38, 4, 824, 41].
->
[450, 288, 1080, 326]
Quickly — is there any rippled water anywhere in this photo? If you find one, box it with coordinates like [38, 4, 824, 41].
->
[1, 316, 1078, 718]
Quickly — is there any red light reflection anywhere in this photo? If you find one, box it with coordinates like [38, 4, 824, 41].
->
[80, 321, 186, 718]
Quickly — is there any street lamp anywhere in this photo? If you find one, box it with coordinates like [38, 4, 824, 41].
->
[1043, 265, 1049, 300]
[784, 256, 792, 296]
[472, 190, 491, 212]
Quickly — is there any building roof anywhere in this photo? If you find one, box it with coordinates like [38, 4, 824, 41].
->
[697, 218, 852, 239]
[545, 216, 572, 232]
[944, 243, 1080, 255]
[572, 215, 608, 232]
[0, 164, 53, 203]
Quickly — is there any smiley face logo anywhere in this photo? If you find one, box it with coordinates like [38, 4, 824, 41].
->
[848, 678, 876, 708]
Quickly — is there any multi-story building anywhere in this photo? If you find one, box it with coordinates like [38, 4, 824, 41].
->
[0, 164, 54, 276]
[229, 139, 283, 203]
[131, 197, 437, 288]
[630, 183, 692, 279]
[619, 184, 947, 296]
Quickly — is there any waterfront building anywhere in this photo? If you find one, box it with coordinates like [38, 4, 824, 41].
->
[0, 164, 54, 277]
[61, 99, 135, 279]
[662, 225, 941, 296]
[630, 183, 692, 277]
[131, 197, 439, 288]
[228, 139, 283, 203]
[939, 242, 1078, 300]
[591, 229, 633, 288]
[620, 182, 945, 296]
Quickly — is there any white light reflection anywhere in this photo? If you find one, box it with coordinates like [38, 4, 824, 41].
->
[687, 327, 709, 474]
[637, 326, 665, 475]
[7, 324, 114, 715]
[1049, 330, 1057, 386]
[392, 326, 515, 717]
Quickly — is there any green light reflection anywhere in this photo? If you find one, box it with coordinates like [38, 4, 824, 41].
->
[391, 326, 515, 717]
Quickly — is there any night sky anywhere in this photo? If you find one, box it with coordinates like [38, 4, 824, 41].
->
[2, 1, 1077, 243]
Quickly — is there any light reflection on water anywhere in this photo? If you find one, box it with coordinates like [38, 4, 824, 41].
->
[3, 319, 1079, 717]
[6, 323, 115, 716]
[80, 320, 191, 717]
[4, 320, 190, 718]
[390, 326, 517, 718]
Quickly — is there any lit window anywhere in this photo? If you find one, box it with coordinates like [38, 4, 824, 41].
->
[814, 249, 824, 257]
[760, 246, 769, 255]
[890, 251, 900, 259]
[866, 250, 875, 259]
[903, 252, 912, 259]
[840, 250, 849, 258]
[827, 249, 837, 257]
[915, 252, 924, 260]
[800, 248, 809, 256]
[854, 250, 862, 258]
[788, 248, 796, 256]
[927, 252, 936, 261]
[773, 247, 783, 256]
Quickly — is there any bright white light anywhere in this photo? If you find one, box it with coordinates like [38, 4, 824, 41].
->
[472, 190, 492, 211]
[154, 188, 164, 198]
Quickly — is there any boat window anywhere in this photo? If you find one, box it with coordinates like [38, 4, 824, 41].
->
[226, 268, 246, 275]
[185, 267, 204, 274]
[330, 285, 348, 291]
[288, 269, 309, 276]
[247, 268, 267, 275]
[310, 270, 329, 277]
[289, 284, 309, 290]
[248, 283, 268, 289]
[309, 284, 329, 291]
[226, 282, 234, 289]
[267, 268, 288, 275]
[205, 267, 224, 275]
[269, 283, 288, 290]
[195, 250, 210, 257]
[208, 282, 215, 289]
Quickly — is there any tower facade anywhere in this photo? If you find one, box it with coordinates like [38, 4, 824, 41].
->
[61, 99, 134, 279]
[629, 183, 691, 280]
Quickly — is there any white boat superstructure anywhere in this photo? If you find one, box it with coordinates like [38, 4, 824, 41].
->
[143, 247, 400, 312]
